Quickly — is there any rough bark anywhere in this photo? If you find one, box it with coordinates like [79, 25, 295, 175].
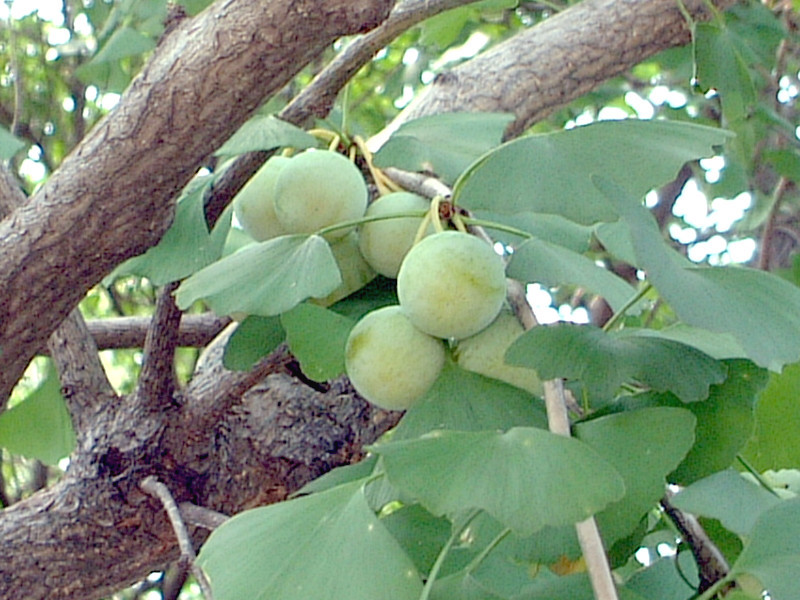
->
[0, 0, 738, 598]
[0, 0, 394, 406]
[371, 0, 737, 147]
[0, 367, 399, 599]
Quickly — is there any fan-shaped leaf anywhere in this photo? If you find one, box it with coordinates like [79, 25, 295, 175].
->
[454, 120, 730, 224]
[506, 324, 726, 402]
[174, 234, 340, 317]
[372, 428, 625, 535]
[198, 482, 422, 600]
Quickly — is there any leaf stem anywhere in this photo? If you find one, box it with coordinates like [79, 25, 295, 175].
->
[465, 527, 512, 575]
[418, 509, 481, 600]
[736, 454, 782, 498]
[602, 281, 652, 332]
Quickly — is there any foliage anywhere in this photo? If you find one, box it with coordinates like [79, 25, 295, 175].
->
[3, 1, 800, 600]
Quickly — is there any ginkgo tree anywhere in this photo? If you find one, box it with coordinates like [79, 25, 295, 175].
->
[1, 1, 800, 600]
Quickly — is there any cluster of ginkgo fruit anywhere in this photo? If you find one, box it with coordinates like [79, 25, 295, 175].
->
[233, 148, 541, 411]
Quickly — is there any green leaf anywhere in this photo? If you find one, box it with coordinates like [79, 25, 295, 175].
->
[197, 482, 422, 600]
[174, 234, 341, 317]
[742, 361, 800, 470]
[506, 324, 726, 403]
[695, 22, 756, 121]
[633, 324, 747, 361]
[508, 238, 640, 314]
[87, 26, 155, 63]
[215, 115, 316, 156]
[482, 212, 593, 254]
[671, 470, 781, 536]
[372, 427, 625, 536]
[222, 315, 284, 371]
[453, 120, 730, 224]
[731, 497, 800, 600]
[391, 362, 547, 441]
[0, 124, 26, 160]
[373, 112, 514, 184]
[281, 303, 354, 382]
[293, 455, 378, 497]
[624, 555, 699, 600]
[109, 175, 232, 285]
[627, 360, 768, 485]
[574, 408, 696, 545]
[382, 504, 453, 575]
[594, 175, 800, 371]
[0, 360, 76, 465]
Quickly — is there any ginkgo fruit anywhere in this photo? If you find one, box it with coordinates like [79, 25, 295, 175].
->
[454, 310, 543, 396]
[345, 305, 446, 410]
[233, 156, 291, 241]
[357, 192, 431, 278]
[397, 231, 507, 340]
[274, 150, 368, 239]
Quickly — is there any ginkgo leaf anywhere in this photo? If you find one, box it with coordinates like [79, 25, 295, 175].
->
[731, 497, 800, 600]
[373, 112, 514, 183]
[109, 175, 232, 285]
[594, 175, 800, 371]
[215, 114, 316, 156]
[453, 120, 730, 224]
[281, 303, 354, 381]
[198, 482, 422, 600]
[174, 234, 340, 317]
[506, 324, 726, 402]
[372, 427, 625, 536]
[508, 237, 640, 313]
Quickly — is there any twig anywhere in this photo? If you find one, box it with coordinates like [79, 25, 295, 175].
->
[140, 476, 214, 600]
[382, 166, 453, 199]
[758, 176, 791, 271]
[544, 380, 619, 600]
[136, 282, 182, 411]
[178, 502, 230, 530]
[661, 490, 730, 593]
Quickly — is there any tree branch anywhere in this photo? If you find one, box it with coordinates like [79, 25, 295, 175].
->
[140, 476, 213, 600]
[370, 0, 736, 147]
[47, 309, 118, 430]
[80, 313, 230, 351]
[136, 283, 182, 412]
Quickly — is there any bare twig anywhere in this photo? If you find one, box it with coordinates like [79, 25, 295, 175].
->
[86, 313, 229, 351]
[661, 490, 730, 593]
[382, 166, 454, 199]
[140, 476, 214, 600]
[758, 176, 791, 271]
[136, 282, 182, 411]
[179, 502, 230, 530]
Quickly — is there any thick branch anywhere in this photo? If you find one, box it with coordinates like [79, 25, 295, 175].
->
[80, 313, 230, 351]
[47, 309, 118, 430]
[371, 0, 736, 147]
[0, 0, 394, 406]
[136, 283, 182, 411]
